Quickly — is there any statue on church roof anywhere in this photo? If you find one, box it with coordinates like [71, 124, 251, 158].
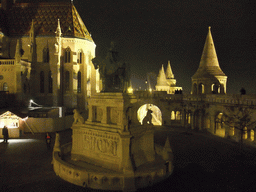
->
[92, 42, 130, 92]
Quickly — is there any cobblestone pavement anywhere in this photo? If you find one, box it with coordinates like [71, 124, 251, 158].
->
[1, 127, 256, 192]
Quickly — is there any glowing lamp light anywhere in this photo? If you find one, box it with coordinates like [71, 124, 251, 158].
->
[127, 87, 133, 94]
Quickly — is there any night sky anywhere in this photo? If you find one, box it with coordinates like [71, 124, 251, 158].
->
[16, 0, 256, 93]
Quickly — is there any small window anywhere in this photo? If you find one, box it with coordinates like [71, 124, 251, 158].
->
[43, 48, 49, 63]
[64, 47, 71, 63]
[48, 71, 53, 93]
[77, 71, 81, 93]
[77, 51, 83, 64]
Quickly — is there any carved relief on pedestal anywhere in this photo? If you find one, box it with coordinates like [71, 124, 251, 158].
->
[83, 131, 119, 156]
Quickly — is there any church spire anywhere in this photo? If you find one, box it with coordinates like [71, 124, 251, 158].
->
[192, 26, 226, 78]
[191, 27, 227, 94]
[166, 60, 174, 79]
[199, 26, 220, 68]
[157, 65, 169, 86]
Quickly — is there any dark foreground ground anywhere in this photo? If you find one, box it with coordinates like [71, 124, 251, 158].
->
[1, 127, 256, 192]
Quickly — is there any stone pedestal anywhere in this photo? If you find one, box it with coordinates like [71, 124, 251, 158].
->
[53, 92, 173, 191]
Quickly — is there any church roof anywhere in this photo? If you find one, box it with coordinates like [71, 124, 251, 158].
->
[192, 27, 226, 79]
[1, 2, 93, 41]
[166, 60, 174, 79]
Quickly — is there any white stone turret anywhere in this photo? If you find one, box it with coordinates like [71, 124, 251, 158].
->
[192, 27, 227, 94]
[155, 65, 169, 92]
[155, 62, 182, 94]
[166, 60, 176, 86]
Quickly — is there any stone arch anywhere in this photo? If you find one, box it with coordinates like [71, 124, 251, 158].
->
[212, 83, 220, 94]
[193, 83, 197, 94]
[137, 104, 162, 125]
[198, 83, 204, 94]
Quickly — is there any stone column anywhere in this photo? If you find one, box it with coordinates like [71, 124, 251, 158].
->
[191, 112, 195, 130]
[198, 111, 202, 131]
[210, 114, 215, 134]
[182, 110, 186, 127]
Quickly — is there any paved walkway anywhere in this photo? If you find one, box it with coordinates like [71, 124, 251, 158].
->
[1, 127, 256, 192]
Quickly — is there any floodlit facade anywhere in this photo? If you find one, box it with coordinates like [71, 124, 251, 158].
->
[192, 27, 227, 95]
[0, 0, 101, 109]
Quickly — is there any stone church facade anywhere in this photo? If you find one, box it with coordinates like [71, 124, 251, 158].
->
[0, 0, 101, 109]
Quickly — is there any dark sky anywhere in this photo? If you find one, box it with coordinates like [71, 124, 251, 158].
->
[15, 0, 256, 94]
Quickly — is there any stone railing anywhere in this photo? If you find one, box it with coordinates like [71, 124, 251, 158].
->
[0, 59, 15, 65]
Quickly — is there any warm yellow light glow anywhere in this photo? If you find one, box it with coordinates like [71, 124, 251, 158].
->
[251, 130, 254, 141]
[137, 104, 162, 125]
[0, 111, 20, 129]
[149, 88, 152, 92]
[127, 86, 133, 94]
[230, 127, 235, 136]
[243, 127, 248, 140]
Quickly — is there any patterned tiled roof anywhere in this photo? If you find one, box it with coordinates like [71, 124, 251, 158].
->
[5, 2, 93, 41]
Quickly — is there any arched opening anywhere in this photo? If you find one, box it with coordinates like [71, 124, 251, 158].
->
[251, 129, 254, 141]
[137, 104, 162, 125]
[171, 111, 175, 120]
[64, 47, 71, 63]
[199, 83, 204, 94]
[215, 113, 225, 137]
[243, 127, 248, 140]
[43, 47, 49, 63]
[212, 83, 220, 94]
[3, 82, 8, 91]
[77, 71, 81, 93]
[193, 83, 197, 94]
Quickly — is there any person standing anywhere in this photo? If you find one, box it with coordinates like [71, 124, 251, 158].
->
[45, 132, 52, 150]
[2, 126, 9, 143]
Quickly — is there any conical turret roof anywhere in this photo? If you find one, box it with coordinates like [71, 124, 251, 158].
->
[156, 65, 169, 86]
[166, 60, 174, 79]
[192, 27, 226, 79]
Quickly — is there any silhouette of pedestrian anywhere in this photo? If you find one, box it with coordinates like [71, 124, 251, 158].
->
[2, 126, 9, 143]
[45, 132, 52, 150]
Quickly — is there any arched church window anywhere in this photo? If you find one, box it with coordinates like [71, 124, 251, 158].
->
[40, 71, 44, 93]
[43, 47, 49, 63]
[77, 50, 83, 64]
[251, 130, 254, 141]
[199, 83, 204, 94]
[3, 82, 8, 91]
[77, 71, 81, 93]
[64, 47, 71, 63]
[176, 111, 181, 120]
[212, 83, 219, 94]
[65, 71, 70, 92]
[243, 127, 248, 140]
[48, 71, 53, 93]
[171, 111, 175, 120]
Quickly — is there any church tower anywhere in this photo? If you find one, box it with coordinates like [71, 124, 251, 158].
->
[155, 62, 182, 94]
[166, 60, 176, 86]
[155, 64, 169, 92]
[191, 27, 227, 94]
